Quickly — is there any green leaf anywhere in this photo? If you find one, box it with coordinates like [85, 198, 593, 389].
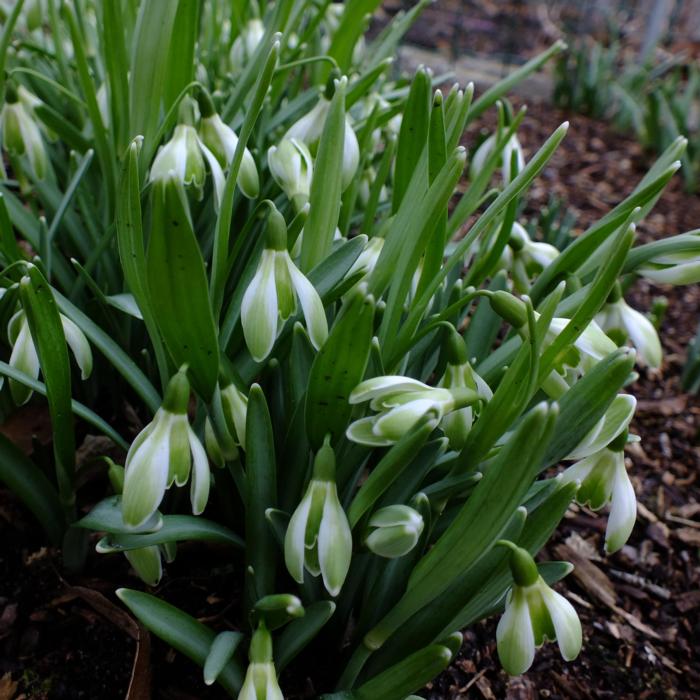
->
[468, 40, 566, 122]
[0, 433, 65, 545]
[147, 177, 219, 401]
[245, 385, 278, 605]
[95, 515, 244, 552]
[0, 360, 129, 449]
[392, 66, 431, 213]
[204, 631, 244, 687]
[129, 0, 179, 161]
[326, 0, 382, 72]
[116, 138, 169, 389]
[542, 348, 636, 468]
[117, 589, 244, 696]
[275, 601, 336, 671]
[164, 0, 200, 114]
[210, 40, 280, 319]
[305, 288, 375, 450]
[76, 495, 163, 535]
[300, 77, 348, 272]
[364, 402, 557, 650]
[54, 291, 161, 414]
[353, 644, 452, 700]
[19, 265, 75, 514]
[347, 416, 438, 528]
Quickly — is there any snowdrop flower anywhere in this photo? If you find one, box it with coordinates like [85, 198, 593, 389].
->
[121, 367, 210, 528]
[596, 294, 662, 368]
[566, 394, 636, 461]
[560, 431, 636, 553]
[637, 250, 700, 285]
[1, 81, 48, 179]
[241, 206, 328, 362]
[438, 327, 492, 449]
[470, 132, 524, 184]
[230, 18, 265, 71]
[149, 101, 224, 206]
[238, 625, 283, 700]
[197, 90, 259, 198]
[345, 236, 384, 280]
[7, 309, 92, 405]
[267, 138, 313, 211]
[124, 545, 163, 587]
[501, 222, 559, 292]
[346, 375, 480, 447]
[497, 543, 581, 675]
[284, 88, 359, 190]
[284, 438, 352, 596]
[365, 505, 424, 558]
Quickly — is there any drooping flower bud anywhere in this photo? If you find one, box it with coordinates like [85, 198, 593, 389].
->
[149, 99, 225, 206]
[7, 309, 92, 405]
[365, 505, 424, 558]
[230, 18, 265, 71]
[197, 89, 259, 198]
[596, 292, 662, 369]
[284, 438, 352, 596]
[560, 437, 637, 554]
[496, 543, 581, 675]
[284, 93, 359, 190]
[267, 138, 313, 211]
[438, 327, 493, 449]
[121, 367, 210, 528]
[470, 132, 525, 185]
[1, 81, 48, 179]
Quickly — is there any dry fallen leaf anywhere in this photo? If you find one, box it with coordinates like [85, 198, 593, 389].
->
[0, 673, 18, 700]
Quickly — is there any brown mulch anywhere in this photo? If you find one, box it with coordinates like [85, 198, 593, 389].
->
[425, 102, 700, 700]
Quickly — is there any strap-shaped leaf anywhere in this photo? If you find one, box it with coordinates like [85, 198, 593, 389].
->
[245, 385, 278, 605]
[147, 177, 219, 400]
[305, 289, 375, 450]
[300, 77, 348, 272]
[392, 66, 431, 213]
[95, 515, 244, 552]
[353, 644, 452, 700]
[364, 402, 557, 650]
[0, 433, 65, 544]
[116, 139, 169, 389]
[19, 265, 75, 513]
[204, 631, 244, 687]
[275, 601, 336, 671]
[117, 588, 244, 696]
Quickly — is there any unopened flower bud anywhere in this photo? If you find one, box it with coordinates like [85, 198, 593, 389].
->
[365, 505, 424, 558]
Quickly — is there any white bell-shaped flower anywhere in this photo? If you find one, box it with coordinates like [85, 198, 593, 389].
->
[347, 375, 480, 446]
[1, 82, 48, 179]
[284, 94, 359, 190]
[267, 138, 313, 211]
[230, 18, 265, 71]
[284, 439, 352, 596]
[121, 368, 210, 528]
[637, 244, 700, 285]
[7, 309, 92, 405]
[238, 625, 283, 700]
[561, 435, 636, 554]
[241, 207, 327, 362]
[496, 543, 581, 675]
[470, 132, 524, 184]
[149, 101, 225, 207]
[197, 90, 259, 199]
[596, 294, 662, 369]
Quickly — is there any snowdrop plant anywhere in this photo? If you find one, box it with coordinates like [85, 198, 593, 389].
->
[0, 2, 697, 698]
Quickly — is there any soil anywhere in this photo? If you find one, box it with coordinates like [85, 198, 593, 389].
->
[3, 12, 700, 700]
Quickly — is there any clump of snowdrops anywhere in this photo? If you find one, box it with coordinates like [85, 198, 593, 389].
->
[1, 1, 699, 697]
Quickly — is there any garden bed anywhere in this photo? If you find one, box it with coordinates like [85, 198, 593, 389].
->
[1, 98, 699, 700]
